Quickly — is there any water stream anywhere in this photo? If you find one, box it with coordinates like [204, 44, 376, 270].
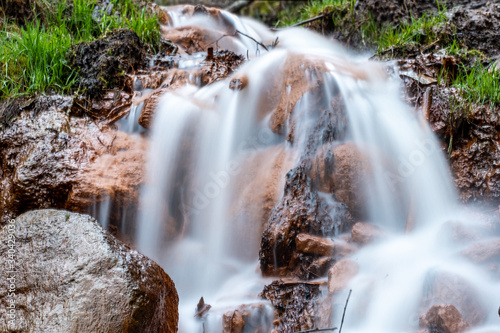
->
[133, 7, 499, 333]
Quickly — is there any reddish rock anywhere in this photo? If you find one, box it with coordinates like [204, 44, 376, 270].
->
[311, 143, 370, 220]
[0, 98, 146, 233]
[295, 233, 334, 256]
[351, 222, 382, 246]
[0, 210, 178, 332]
[419, 304, 470, 333]
[327, 259, 359, 294]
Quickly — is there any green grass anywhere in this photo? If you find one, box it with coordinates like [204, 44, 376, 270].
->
[0, 0, 161, 100]
[452, 62, 500, 108]
[375, 10, 448, 53]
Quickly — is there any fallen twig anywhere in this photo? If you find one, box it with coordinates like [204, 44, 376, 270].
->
[209, 30, 269, 52]
[295, 327, 338, 333]
[339, 289, 352, 333]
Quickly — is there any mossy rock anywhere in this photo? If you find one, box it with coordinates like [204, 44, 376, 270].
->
[68, 28, 145, 98]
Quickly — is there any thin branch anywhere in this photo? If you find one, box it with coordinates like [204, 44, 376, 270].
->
[295, 327, 338, 333]
[208, 30, 269, 52]
[272, 14, 327, 31]
[339, 289, 352, 333]
[236, 30, 269, 51]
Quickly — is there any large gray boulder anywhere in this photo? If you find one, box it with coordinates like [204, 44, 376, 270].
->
[0, 209, 178, 333]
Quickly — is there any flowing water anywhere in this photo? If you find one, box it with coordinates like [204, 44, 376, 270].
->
[133, 6, 500, 333]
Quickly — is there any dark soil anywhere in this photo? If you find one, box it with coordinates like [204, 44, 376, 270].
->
[68, 29, 145, 98]
[0, 0, 36, 24]
[451, 2, 500, 57]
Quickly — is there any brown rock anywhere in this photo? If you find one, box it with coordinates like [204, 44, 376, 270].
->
[351, 222, 382, 246]
[0, 210, 178, 332]
[327, 259, 359, 294]
[419, 304, 470, 333]
[462, 238, 500, 263]
[295, 233, 334, 256]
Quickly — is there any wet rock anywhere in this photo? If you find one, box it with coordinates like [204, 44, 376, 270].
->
[68, 29, 145, 98]
[138, 88, 167, 129]
[222, 303, 273, 333]
[295, 233, 334, 256]
[259, 165, 352, 279]
[328, 143, 369, 220]
[260, 280, 323, 333]
[327, 259, 358, 294]
[0, 209, 178, 332]
[462, 238, 500, 263]
[351, 222, 382, 246]
[66, 131, 147, 216]
[420, 271, 486, 327]
[419, 304, 470, 333]
[451, 3, 500, 57]
[137, 50, 244, 129]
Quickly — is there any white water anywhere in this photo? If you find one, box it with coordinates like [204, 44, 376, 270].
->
[136, 7, 500, 333]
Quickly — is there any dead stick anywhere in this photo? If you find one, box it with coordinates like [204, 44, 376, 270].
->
[272, 14, 327, 31]
[295, 327, 338, 333]
[339, 289, 352, 333]
[236, 30, 268, 51]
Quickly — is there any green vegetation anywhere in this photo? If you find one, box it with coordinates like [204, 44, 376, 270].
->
[0, 0, 160, 100]
[452, 63, 500, 108]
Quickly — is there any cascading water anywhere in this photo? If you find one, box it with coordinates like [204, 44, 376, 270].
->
[135, 6, 499, 333]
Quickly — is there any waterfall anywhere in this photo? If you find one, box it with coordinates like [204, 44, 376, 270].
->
[136, 8, 500, 333]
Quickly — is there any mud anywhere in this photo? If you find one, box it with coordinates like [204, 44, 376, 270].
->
[451, 2, 500, 57]
[68, 29, 145, 98]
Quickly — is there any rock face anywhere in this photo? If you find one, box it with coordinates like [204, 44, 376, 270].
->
[260, 280, 323, 333]
[259, 165, 352, 279]
[0, 100, 145, 231]
[0, 209, 178, 332]
[419, 304, 470, 333]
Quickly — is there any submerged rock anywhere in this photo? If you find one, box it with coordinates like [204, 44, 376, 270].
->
[351, 222, 383, 246]
[327, 259, 359, 294]
[0, 209, 178, 332]
[222, 303, 273, 333]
